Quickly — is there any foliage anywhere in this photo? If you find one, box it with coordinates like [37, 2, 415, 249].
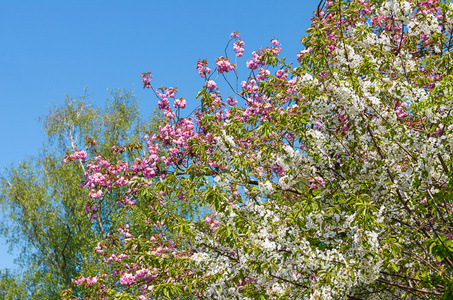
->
[0, 270, 29, 300]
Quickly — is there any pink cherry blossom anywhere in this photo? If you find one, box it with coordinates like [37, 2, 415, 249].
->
[206, 80, 217, 91]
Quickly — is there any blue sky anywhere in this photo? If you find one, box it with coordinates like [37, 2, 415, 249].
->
[0, 0, 318, 272]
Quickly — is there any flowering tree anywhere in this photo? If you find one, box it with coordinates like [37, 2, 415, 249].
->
[66, 0, 453, 299]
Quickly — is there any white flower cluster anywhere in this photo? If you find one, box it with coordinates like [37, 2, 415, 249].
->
[335, 44, 364, 69]
[297, 73, 318, 87]
[380, 1, 413, 24]
[258, 180, 274, 196]
[446, 2, 453, 32]
[407, 13, 441, 37]
[189, 200, 383, 299]
[214, 130, 236, 159]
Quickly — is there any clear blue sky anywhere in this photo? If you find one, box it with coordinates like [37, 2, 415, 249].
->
[0, 0, 318, 272]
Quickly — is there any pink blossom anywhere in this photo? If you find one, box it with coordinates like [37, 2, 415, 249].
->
[246, 59, 259, 70]
[88, 172, 105, 185]
[206, 80, 217, 91]
[89, 189, 103, 199]
[164, 109, 176, 119]
[174, 97, 186, 109]
[143, 167, 156, 178]
[308, 176, 326, 189]
[433, 126, 443, 137]
[135, 268, 151, 279]
[95, 242, 104, 254]
[216, 57, 235, 73]
[256, 68, 270, 81]
[396, 108, 408, 118]
[230, 31, 240, 39]
[196, 59, 211, 78]
[233, 40, 245, 57]
[65, 150, 87, 164]
[122, 197, 136, 205]
[75, 150, 87, 160]
[120, 273, 136, 286]
[246, 51, 263, 70]
[114, 176, 128, 187]
[141, 72, 152, 88]
[271, 38, 279, 46]
[276, 69, 287, 79]
[227, 97, 238, 106]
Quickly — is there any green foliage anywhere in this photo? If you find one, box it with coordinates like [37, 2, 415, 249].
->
[0, 270, 29, 300]
[0, 89, 163, 299]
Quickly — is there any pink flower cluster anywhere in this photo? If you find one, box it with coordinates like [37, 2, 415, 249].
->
[227, 97, 238, 106]
[206, 80, 217, 91]
[72, 276, 99, 286]
[275, 69, 287, 79]
[230, 31, 240, 39]
[308, 177, 326, 189]
[95, 242, 104, 254]
[433, 125, 444, 137]
[247, 40, 282, 69]
[396, 102, 408, 119]
[396, 107, 408, 118]
[141, 72, 152, 89]
[256, 68, 271, 81]
[174, 97, 186, 109]
[337, 108, 350, 134]
[118, 224, 133, 238]
[114, 176, 128, 187]
[205, 216, 220, 231]
[64, 150, 87, 164]
[119, 269, 158, 287]
[84, 203, 98, 212]
[89, 189, 103, 199]
[120, 273, 136, 286]
[233, 40, 245, 57]
[119, 196, 136, 206]
[246, 51, 264, 70]
[230, 31, 245, 57]
[215, 57, 235, 74]
[164, 110, 176, 119]
[241, 79, 259, 94]
[156, 87, 176, 111]
[196, 59, 211, 78]
[104, 253, 130, 263]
